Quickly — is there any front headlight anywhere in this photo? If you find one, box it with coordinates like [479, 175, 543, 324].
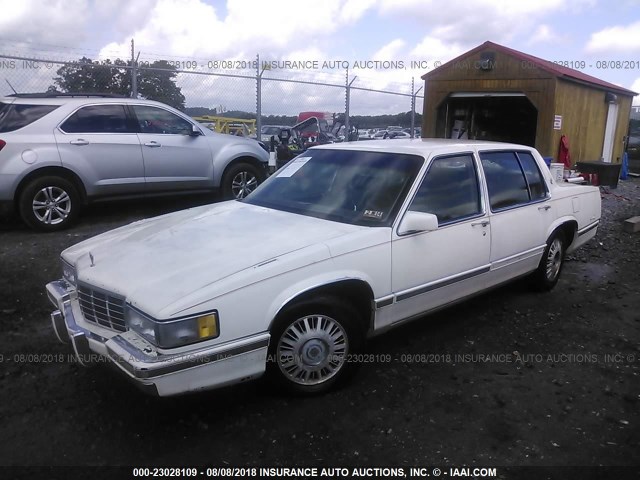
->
[125, 306, 219, 349]
[61, 258, 77, 286]
[126, 308, 158, 345]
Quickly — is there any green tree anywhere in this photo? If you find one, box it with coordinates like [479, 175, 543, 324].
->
[137, 60, 185, 110]
[52, 57, 185, 110]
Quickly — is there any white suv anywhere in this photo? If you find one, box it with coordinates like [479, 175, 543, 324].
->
[0, 93, 269, 231]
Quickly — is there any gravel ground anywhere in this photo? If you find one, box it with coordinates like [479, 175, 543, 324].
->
[0, 180, 639, 475]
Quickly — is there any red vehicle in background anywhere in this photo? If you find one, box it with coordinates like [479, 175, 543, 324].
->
[295, 111, 335, 147]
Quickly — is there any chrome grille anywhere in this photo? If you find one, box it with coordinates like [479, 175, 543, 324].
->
[77, 285, 126, 332]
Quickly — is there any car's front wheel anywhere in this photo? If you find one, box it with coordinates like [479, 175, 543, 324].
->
[531, 231, 566, 291]
[18, 176, 81, 232]
[268, 298, 363, 395]
[222, 162, 264, 199]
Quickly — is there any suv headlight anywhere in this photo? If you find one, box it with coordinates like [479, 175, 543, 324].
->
[61, 258, 77, 286]
[126, 306, 219, 349]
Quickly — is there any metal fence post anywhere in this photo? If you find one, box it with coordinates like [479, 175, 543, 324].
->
[344, 69, 349, 141]
[131, 39, 138, 98]
[345, 70, 357, 142]
[410, 77, 423, 138]
[256, 54, 261, 136]
[410, 78, 415, 138]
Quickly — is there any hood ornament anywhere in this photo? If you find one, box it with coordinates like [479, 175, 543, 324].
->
[89, 252, 95, 267]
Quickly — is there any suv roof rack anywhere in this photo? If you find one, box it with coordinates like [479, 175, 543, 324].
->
[7, 92, 127, 98]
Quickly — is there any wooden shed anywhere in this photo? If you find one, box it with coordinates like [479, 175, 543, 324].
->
[421, 41, 637, 165]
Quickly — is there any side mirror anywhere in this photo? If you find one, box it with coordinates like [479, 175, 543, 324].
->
[189, 125, 202, 136]
[397, 211, 439, 235]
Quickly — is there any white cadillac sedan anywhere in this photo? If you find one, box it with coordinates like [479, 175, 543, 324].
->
[46, 139, 601, 396]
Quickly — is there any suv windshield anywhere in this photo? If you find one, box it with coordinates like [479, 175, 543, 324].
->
[244, 149, 423, 226]
[0, 103, 59, 133]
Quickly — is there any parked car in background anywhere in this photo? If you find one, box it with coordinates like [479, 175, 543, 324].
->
[260, 125, 297, 145]
[47, 139, 600, 396]
[387, 131, 412, 139]
[403, 127, 421, 137]
[357, 129, 370, 140]
[0, 93, 269, 231]
[373, 130, 388, 139]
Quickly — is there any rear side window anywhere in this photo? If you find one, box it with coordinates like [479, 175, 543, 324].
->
[61, 105, 130, 133]
[0, 103, 59, 133]
[517, 151, 548, 200]
[480, 150, 547, 210]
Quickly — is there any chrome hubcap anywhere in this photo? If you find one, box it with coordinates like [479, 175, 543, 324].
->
[32, 186, 71, 225]
[546, 238, 563, 281]
[231, 171, 258, 198]
[277, 314, 348, 385]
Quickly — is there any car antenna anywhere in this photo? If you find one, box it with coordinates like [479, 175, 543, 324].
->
[5, 79, 18, 95]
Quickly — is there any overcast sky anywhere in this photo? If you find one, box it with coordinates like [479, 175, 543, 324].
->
[1, 0, 639, 115]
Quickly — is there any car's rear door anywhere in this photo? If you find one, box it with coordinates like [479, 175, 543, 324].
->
[55, 104, 145, 197]
[131, 105, 214, 192]
[387, 153, 491, 325]
[479, 150, 552, 277]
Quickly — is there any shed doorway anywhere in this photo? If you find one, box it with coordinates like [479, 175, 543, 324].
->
[436, 93, 538, 147]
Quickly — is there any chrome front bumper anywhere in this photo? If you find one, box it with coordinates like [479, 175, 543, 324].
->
[46, 279, 270, 396]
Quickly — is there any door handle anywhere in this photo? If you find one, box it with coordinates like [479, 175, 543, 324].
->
[70, 139, 89, 146]
[471, 220, 489, 227]
[144, 141, 161, 148]
[538, 205, 551, 211]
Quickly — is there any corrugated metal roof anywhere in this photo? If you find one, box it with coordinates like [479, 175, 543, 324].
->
[421, 41, 637, 96]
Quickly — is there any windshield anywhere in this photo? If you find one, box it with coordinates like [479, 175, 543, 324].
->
[244, 149, 423, 226]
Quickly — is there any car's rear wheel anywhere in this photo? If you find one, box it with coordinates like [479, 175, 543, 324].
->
[222, 162, 264, 199]
[268, 298, 363, 395]
[531, 231, 566, 291]
[18, 176, 80, 232]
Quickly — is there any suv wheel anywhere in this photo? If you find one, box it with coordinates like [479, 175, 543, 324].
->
[222, 162, 264, 199]
[18, 176, 80, 232]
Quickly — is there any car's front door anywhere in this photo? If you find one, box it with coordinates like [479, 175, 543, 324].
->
[131, 105, 214, 192]
[386, 153, 491, 327]
[55, 104, 145, 197]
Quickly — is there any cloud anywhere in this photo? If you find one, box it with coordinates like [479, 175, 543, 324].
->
[0, 0, 89, 47]
[98, 0, 374, 61]
[585, 21, 640, 54]
[527, 24, 563, 45]
[409, 36, 466, 63]
[376, 0, 593, 45]
[372, 39, 406, 60]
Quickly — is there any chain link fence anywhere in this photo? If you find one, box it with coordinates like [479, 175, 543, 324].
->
[0, 52, 424, 139]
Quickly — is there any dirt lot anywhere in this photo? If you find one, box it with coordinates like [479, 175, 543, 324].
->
[0, 181, 639, 474]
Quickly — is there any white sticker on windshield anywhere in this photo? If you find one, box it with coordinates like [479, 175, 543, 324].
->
[277, 156, 312, 177]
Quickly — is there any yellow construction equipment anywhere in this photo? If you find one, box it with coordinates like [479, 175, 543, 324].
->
[192, 116, 256, 136]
